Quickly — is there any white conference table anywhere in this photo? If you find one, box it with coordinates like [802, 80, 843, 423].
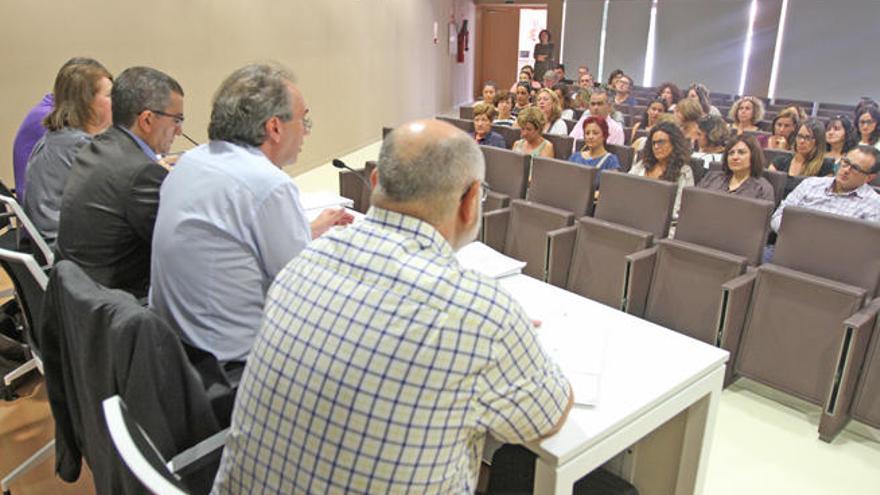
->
[499, 274, 729, 495]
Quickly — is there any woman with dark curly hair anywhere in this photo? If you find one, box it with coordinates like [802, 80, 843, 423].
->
[630, 121, 695, 218]
[857, 107, 880, 150]
[698, 135, 774, 202]
[686, 83, 721, 117]
[631, 98, 668, 148]
[656, 82, 683, 110]
[824, 115, 858, 168]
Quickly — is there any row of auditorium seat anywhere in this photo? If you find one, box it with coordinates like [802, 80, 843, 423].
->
[339, 137, 880, 443]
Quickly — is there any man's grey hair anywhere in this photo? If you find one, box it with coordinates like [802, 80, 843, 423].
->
[208, 63, 296, 147]
[543, 70, 559, 82]
[374, 125, 484, 215]
[112, 66, 183, 128]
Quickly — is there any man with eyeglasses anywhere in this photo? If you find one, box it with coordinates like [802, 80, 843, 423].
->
[770, 145, 880, 232]
[569, 86, 625, 144]
[57, 66, 184, 298]
[212, 118, 572, 494]
[149, 63, 353, 367]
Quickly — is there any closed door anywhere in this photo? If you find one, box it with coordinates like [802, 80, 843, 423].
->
[478, 7, 519, 98]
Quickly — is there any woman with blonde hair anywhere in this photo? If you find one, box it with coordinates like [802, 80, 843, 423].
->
[24, 60, 113, 243]
[674, 98, 703, 144]
[729, 96, 765, 134]
[512, 107, 555, 158]
[533, 87, 567, 135]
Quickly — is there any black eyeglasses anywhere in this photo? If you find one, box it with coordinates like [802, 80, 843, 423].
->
[146, 109, 185, 126]
[839, 157, 872, 175]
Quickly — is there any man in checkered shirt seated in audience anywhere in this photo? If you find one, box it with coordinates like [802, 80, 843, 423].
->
[212, 119, 573, 494]
[770, 144, 880, 232]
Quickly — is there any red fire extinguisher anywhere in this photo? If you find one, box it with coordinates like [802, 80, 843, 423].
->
[457, 19, 469, 63]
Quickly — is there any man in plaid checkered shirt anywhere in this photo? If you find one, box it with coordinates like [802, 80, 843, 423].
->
[212, 120, 573, 494]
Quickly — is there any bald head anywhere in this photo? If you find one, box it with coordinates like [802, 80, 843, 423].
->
[373, 119, 484, 215]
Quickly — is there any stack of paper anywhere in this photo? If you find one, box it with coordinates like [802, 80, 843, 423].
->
[455, 242, 527, 279]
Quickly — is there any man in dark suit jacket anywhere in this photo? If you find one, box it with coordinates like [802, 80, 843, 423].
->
[56, 66, 184, 298]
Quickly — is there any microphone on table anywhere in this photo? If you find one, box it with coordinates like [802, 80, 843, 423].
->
[181, 132, 200, 147]
[332, 159, 372, 190]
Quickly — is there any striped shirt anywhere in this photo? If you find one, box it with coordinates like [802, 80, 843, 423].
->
[212, 207, 570, 494]
[770, 177, 880, 232]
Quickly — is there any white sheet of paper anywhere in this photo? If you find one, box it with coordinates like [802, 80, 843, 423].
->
[299, 191, 354, 211]
[455, 242, 527, 279]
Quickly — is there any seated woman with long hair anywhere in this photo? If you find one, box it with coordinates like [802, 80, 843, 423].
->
[512, 81, 532, 118]
[631, 98, 668, 149]
[553, 83, 575, 120]
[512, 106, 555, 158]
[729, 96, 765, 135]
[630, 121, 695, 219]
[656, 82, 682, 111]
[769, 119, 835, 196]
[698, 135, 774, 202]
[568, 116, 621, 187]
[533, 88, 568, 135]
[674, 98, 703, 145]
[765, 111, 799, 150]
[24, 60, 113, 243]
[686, 83, 721, 117]
[857, 107, 880, 150]
[824, 115, 858, 169]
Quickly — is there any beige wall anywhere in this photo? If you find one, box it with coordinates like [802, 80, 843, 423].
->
[0, 0, 475, 185]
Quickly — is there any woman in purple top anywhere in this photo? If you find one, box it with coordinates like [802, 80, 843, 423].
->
[568, 116, 620, 187]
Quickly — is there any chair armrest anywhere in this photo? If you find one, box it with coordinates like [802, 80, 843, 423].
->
[482, 208, 511, 252]
[547, 225, 577, 288]
[167, 427, 229, 477]
[623, 246, 658, 315]
[719, 270, 757, 386]
[819, 296, 880, 441]
[484, 190, 510, 212]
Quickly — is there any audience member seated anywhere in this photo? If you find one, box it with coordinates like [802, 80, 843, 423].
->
[825, 115, 858, 169]
[630, 121, 695, 219]
[13, 58, 107, 201]
[687, 82, 721, 117]
[535, 88, 568, 135]
[613, 73, 636, 106]
[656, 81, 683, 111]
[568, 116, 621, 187]
[770, 145, 880, 232]
[857, 106, 880, 150]
[691, 114, 730, 169]
[471, 102, 507, 148]
[577, 64, 589, 79]
[481, 81, 497, 106]
[729, 96, 765, 135]
[572, 87, 591, 112]
[577, 71, 594, 90]
[675, 97, 703, 145]
[569, 86, 624, 144]
[631, 97, 668, 149]
[211, 119, 573, 494]
[541, 69, 560, 90]
[521, 64, 543, 91]
[553, 83, 575, 120]
[766, 111, 799, 150]
[554, 63, 572, 84]
[150, 63, 353, 365]
[782, 104, 809, 123]
[512, 81, 532, 117]
[769, 119, 835, 197]
[698, 135, 774, 202]
[56, 66, 183, 298]
[492, 90, 516, 126]
[607, 69, 625, 87]
[23, 61, 113, 244]
[512, 107, 555, 158]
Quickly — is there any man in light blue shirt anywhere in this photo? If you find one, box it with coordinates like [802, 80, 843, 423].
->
[149, 63, 352, 363]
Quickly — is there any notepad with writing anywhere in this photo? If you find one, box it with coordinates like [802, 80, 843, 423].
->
[455, 242, 527, 279]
